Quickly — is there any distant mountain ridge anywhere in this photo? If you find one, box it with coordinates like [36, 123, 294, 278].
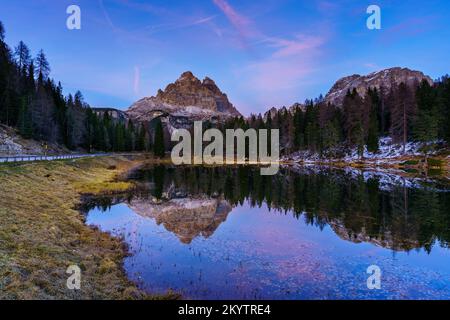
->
[261, 67, 434, 119]
[92, 107, 128, 122]
[324, 67, 433, 107]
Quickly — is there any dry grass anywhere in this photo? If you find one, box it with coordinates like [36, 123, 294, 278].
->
[0, 155, 178, 300]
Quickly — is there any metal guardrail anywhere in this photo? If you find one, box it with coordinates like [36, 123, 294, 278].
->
[0, 153, 108, 164]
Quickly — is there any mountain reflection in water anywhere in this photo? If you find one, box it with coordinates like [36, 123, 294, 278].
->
[128, 197, 232, 244]
[83, 165, 450, 299]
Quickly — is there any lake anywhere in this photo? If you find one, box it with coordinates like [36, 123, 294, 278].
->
[83, 165, 450, 300]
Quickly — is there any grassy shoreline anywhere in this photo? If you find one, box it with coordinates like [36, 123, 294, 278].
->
[0, 154, 177, 299]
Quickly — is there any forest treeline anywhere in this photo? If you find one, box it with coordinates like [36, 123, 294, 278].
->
[223, 78, 450, 157]
[0, 21, 161, 154]
[1, 20, 449, 157]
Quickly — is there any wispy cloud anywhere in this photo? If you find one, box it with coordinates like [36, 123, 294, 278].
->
[192, 15, 217, 26]
[211, 0, 327, 111]
[263, 35, 325, 59]
[240, 34, 325, 109]
[212, 0, 260, 49]
[212, 0, 253, 36]
[99, 0, 217, 41]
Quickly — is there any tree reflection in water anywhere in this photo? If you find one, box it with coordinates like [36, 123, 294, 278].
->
[83, 165, 450, 253]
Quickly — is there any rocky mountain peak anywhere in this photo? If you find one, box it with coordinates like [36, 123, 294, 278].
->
[325, 67, 433, 107]
[202, 77, 216, 86]
[176, 71, 200, 84]
[127, 71, 242, 124]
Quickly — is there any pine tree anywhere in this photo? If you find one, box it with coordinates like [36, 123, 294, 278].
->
[35, 49, 50, 79]
[366, 88, 380, 153]
[136, 124, 146, 151]
[378, 86, 390, 136]
[304, 101, 320, 152]
[115, 123, 125, 151]
[390, 83, 417, 154]
[0, 24, 14, 126]
[126, 119, 135, 151]
[18, 96, 32, 138]
[153, 118, 165, 157]
[0, 21, 5, 42]
[319, 103, 341, 153]
[14, 41, 31, 70]
[293, 106, 305, 149]
[413, 80, 438, 143]
[266, 113, 272, 155]
[437, 76, 450, 142]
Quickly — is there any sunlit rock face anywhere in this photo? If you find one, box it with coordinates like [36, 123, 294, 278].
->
[325, 67, 433, 107]
[126, 71, 241, 124]
[128, 197, 232, 244]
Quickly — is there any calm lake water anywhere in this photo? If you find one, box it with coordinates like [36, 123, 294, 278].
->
[83, 165, 450, 300]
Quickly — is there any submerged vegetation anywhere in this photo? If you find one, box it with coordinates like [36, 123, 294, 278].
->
[0, 155, 177, 299]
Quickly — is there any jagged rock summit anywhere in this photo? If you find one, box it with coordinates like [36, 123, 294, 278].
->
[127, 71, 241, 122]
[325, 67, 433, 107]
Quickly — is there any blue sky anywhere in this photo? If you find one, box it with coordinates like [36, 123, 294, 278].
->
[1, 0, 449, 115]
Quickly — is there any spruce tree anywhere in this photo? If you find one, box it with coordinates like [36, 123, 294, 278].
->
[413, 80, 438, 143]
[0, 21, 5, 41]
[14, 41, 31, 70]
[153, 118, 165, 157]
[293, 106, 305, 150]
[35, 49, 50, 79]
[390, 83, 416, 153]
[18, 97, 32, 138]
[343, 89, 364, 150]
[366, 88, 380, 153]
[438, 76, 450, 142]
[136, 124, 146, 151]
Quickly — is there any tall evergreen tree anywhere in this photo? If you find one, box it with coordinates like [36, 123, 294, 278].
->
[136, 124, 147, 151]
[343, 89, 365, 156]
[319, 103, 342, 153]
[437, 76, 450, 142]
[366, 88, 380, 153]
[0, 21, 5, 41]
[14, 41, 31, 70]
[293, 106, 305, 149]
[18, 96, 33, 138]
[35, 49, 50, 79]
[413, 80, 438, 143]
[153, 118, 165, 157]
[390, 83, 417, 154]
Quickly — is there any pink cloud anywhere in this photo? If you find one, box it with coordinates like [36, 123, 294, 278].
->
[235, 34, 326, 112]
[213, 0, 253, 36]
[212, 0, 261, 49]
[210, 0, 327, 112]
[264, 35, 325, 59]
